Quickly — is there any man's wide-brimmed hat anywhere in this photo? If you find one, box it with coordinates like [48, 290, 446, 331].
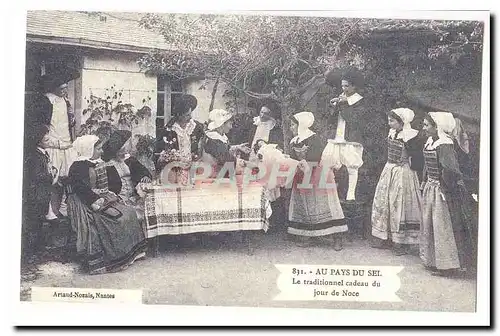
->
[171, 93, 198, 117]
[40, 67, 81, 93]
[324, 67, 364, 89]
[102, 129, 132, 161]
[259, 99, 282, 121]
[341, 68, 364, 89]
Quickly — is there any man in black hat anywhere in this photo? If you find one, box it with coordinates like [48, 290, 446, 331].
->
[326, 70, 387, 203]
[325, 70, 366, 202]
[27, 67, 80, 219]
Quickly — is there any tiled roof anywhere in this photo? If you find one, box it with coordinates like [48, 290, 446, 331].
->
[26, 10, 174, 52]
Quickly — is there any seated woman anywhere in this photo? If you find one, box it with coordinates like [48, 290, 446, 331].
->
[202, 109, 251, 177]
[288, 112, 347, 250]
[102, 130, 152, 219]
[155, 94, 205, 185]
[67, 135, 147, 274]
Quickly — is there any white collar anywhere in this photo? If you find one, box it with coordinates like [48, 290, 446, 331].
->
[45, 92, 64, 104]
[290, 130, 315, 144]
[253, 116, 276, 128]
[345, 92, 363, 106]
[257, 143, 282, 158]
[171, 119, 196, 136]
[424, 135, 454, 150]
[388, 126, 419, 142]
[206, 131, 228, 143]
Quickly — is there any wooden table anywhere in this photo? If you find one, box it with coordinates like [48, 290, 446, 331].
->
[143, 181, 271, 256]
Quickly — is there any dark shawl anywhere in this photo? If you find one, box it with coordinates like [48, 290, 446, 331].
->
[289, 134, 325, 162]
[106, 157, 152, 196]
[434, 143, 478, 270]
[68, 160, 100, 207]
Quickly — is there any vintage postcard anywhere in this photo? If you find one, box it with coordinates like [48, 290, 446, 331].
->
[10, 5, 490, 327]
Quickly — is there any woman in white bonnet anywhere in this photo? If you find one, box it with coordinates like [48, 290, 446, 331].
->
[420, 112, 478, 277]
[67, 134, 147, 275]
[371, 108, 425, 255]
[287, 112, 347, 250]
[202, 109, 251, 177]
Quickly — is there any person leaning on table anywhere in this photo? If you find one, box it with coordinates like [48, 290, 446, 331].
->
[201, 109, 251, 177]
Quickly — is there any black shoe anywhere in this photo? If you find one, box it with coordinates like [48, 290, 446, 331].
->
[370, 239, 391, 249]
[333, 237, 344, 251]
[294, 237, 313, 248]
[431, 269, 459, 277]
[393, 244, 408, 256]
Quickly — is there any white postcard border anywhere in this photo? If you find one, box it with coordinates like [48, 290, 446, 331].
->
[3, 0, 492, 328]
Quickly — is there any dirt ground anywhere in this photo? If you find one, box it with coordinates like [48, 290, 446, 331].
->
[20, 230, 476, 313]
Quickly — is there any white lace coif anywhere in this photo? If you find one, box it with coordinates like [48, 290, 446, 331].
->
[207, 109, 233, 130]
[388, 108, 418, 142]
[392, 108, 415, 125]
[73, 134, 100, 161]
[290, 111, 316, 144]
[428, 112, 456, 135]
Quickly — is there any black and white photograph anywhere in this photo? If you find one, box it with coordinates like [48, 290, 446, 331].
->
[9, 6, 490, 327]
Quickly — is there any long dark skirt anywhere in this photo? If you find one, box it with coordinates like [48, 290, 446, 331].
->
[446, 185, 478, 271]
[67, 194, 147, 275]
[288, 186, 347, 236]
[421, 181, 478, 271]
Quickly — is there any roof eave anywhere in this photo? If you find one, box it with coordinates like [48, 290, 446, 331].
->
[26, 34, 173, 54]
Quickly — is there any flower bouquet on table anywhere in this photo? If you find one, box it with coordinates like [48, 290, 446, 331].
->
[158, 148, 192, 169]
[157, 148, 193, 187]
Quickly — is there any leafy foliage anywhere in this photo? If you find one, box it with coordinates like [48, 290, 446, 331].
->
[137, 13, 484, 164]
[76, 12, 484, 187]
[138, 14, 365, 103]
[138, 14, 483, 105]
[351, 20, 485, 104]
[79, 86, 156, 157]
[135, 133, 156, 159]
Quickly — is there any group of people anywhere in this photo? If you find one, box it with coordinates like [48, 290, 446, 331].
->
[22, 67, 478, 278]
[152, 72, 478, 278]
[23, 68, 152, 274]
[371, 108, 478, 277]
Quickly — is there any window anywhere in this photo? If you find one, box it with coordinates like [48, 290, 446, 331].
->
[156, 77, 184, 138]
